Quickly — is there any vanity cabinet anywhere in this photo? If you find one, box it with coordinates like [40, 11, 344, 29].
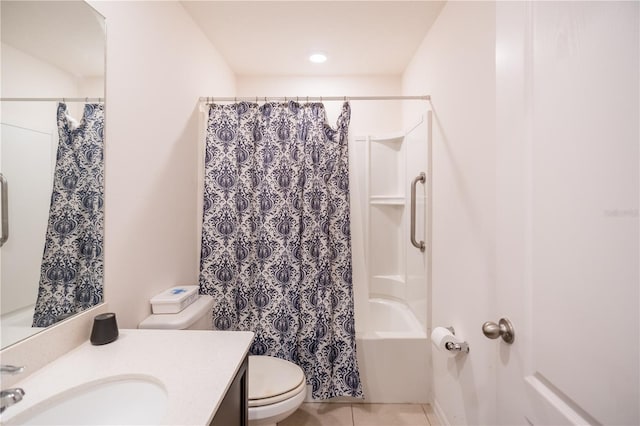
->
[210, 355, 248, 426]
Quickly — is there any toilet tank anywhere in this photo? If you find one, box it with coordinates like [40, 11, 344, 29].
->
[138, 295, 214, 330]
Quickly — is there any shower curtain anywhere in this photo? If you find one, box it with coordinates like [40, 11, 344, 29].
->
[33, 103, 104, 327]
[199, 101, 363, 399]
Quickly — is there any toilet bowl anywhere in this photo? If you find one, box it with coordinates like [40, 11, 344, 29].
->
[248, 355, 306, 426]
[138, 294, 305, 425]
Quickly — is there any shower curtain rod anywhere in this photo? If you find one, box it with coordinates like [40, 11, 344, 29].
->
[0, 97, 104, 103]
[199, 95, 430, 103]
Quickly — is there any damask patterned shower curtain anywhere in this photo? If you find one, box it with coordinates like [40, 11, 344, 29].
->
[199, 101, 363, 399]
[33, 103, 104, 327]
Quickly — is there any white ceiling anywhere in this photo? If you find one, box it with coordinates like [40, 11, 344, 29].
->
[181, 1, 445, 76]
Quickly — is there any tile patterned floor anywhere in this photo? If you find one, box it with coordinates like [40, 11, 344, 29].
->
[278, 403, 440, 426]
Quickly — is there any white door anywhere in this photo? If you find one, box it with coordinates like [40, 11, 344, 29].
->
[495, 2, 639, 425]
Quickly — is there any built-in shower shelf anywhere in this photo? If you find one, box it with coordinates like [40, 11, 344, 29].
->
[371, 275, 406, 300]
[372, 275, 405, 285]
[354, 132, 405, 144]
[369, 132, 404, 144]
[369, 195, 405, 206]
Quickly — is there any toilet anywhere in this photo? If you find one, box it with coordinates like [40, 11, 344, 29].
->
[248, 355, 306, 426]
[138, 294, 306, 426]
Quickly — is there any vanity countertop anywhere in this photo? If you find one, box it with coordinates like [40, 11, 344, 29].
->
[0, 329, 254, 425]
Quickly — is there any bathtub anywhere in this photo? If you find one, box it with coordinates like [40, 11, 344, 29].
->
[304, 298, 428, 403]
[354, 298, 429, 403]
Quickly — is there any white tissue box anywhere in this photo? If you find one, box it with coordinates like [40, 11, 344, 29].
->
[150, 285, 200, 314]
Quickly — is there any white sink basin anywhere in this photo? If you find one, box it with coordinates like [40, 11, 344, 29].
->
[4, 376, 167, 425]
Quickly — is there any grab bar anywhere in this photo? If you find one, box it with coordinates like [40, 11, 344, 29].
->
[0, 173, 7, 247]
[410, 172, 426, 252]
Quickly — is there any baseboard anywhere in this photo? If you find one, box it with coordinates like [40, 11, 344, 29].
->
[432, 398, 451, 426]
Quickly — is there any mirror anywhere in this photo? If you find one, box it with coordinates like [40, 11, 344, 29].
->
[0, 1, 106, 349]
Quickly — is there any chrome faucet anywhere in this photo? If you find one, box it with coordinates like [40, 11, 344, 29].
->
[1, 365, 25, 414]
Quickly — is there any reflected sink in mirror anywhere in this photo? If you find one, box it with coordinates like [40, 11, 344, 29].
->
[3, 376, 167, 425]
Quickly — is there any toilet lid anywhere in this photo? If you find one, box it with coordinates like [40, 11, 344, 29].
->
[248, 356, 305, 405]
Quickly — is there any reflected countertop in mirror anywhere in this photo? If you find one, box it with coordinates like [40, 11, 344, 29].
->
[0, 1, 106, 349]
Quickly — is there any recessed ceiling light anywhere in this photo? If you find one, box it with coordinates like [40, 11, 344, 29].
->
[309, 52, 327, 63]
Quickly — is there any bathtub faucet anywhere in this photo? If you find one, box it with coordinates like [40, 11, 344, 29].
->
[1, 365, 25, 413]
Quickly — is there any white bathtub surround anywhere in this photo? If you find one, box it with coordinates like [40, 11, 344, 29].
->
[356, 114, 430, 333]
[0, 329, 253, 425]
[363, 298, 424, 336]
[350, 111, 430, 405]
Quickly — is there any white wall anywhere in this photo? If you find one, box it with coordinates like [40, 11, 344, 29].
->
[403, 2, 497, 424]
[89, 1, 236, 328]
[1, 43, 81, 131]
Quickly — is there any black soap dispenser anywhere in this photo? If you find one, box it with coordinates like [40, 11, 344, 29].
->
[90, 312, 119, 345]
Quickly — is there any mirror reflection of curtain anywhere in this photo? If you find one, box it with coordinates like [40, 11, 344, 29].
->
[32, 103, 104, 327]
[199, 101, 363, 399]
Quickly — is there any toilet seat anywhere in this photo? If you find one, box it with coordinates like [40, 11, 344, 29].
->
[248, 355, 305, 407]
[249, 380, 306, 407]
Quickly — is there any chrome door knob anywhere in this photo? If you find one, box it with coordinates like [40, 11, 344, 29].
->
[482, 318, 515, 344]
